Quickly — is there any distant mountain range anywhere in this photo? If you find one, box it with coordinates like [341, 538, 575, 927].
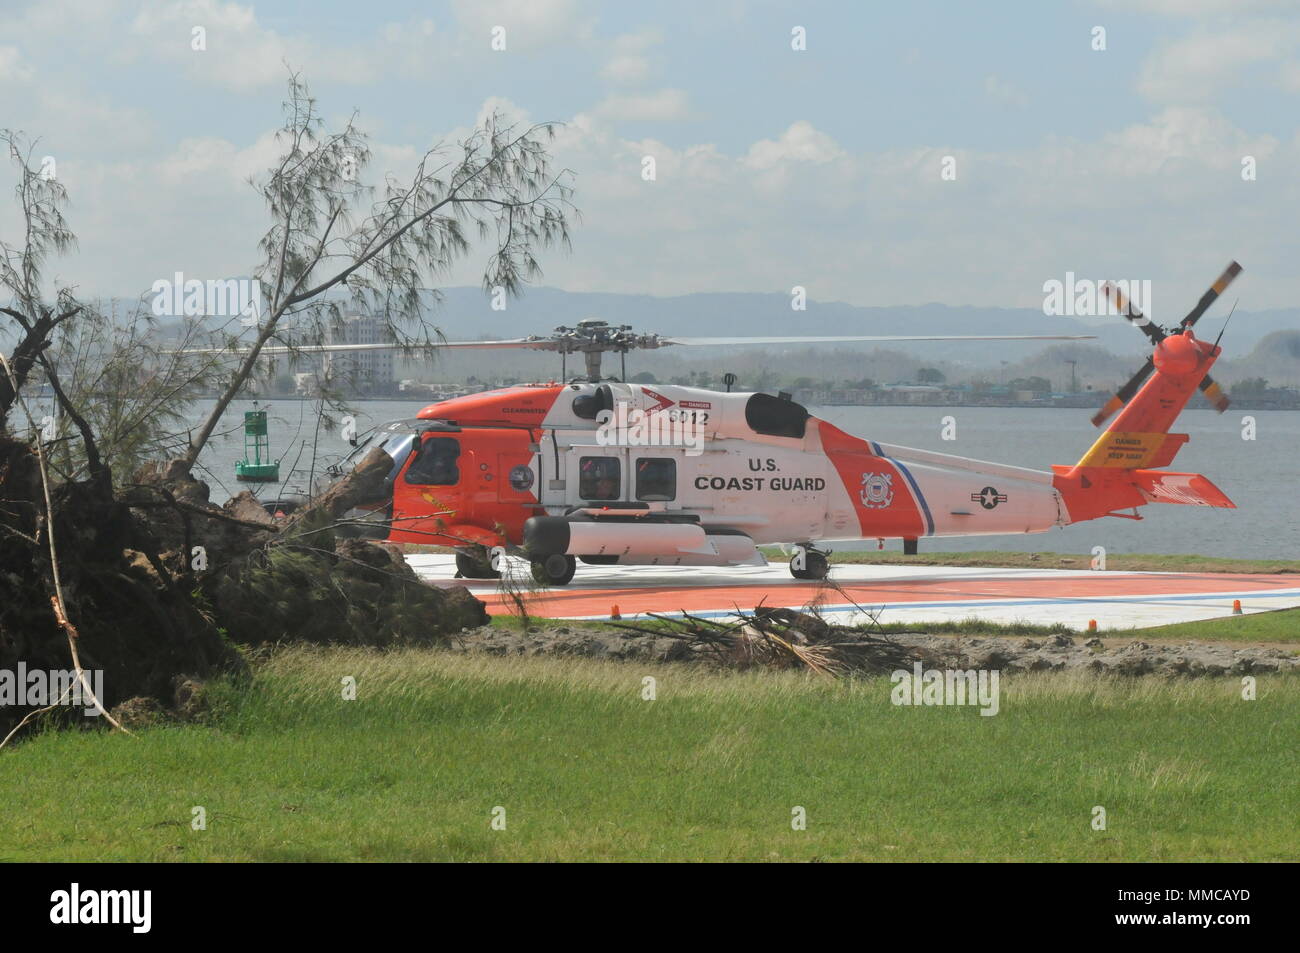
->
[420, 287, 1299, 365]
[14, 287, 1298, 389]
[403, 288, 1300, 388]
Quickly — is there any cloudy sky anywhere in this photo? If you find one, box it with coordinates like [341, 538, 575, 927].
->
[2, 0, 1299, 319]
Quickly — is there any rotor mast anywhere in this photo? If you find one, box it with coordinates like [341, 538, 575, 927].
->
[553, 319, 665, 382]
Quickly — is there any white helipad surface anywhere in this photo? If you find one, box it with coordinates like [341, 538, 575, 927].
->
[406, 554, 1300, 631]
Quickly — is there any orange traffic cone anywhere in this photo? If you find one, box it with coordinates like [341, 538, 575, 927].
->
[610, 604, 622, 620]
[1087, 619, 1098, 633]
[1232, 599, 1242, 615]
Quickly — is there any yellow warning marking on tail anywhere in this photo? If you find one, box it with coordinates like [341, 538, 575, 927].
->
[1076, 431, 1168, 469]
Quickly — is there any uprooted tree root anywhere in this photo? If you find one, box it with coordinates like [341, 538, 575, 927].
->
[611, 605, 919, 677]
[0, 440, 490, 741]
[0, 435, 245, 740]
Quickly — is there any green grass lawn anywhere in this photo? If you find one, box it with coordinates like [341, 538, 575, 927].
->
[1126, 607, 1300, 644]
[865, 608, 1300, 644]
[3, 647, 1295, 862]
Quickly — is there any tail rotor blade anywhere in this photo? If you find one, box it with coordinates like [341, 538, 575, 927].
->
[1091, 357, 1155, 428]
[1103, 281, 1164, 345]
[1199, 375, 1231, 413]
[1180, 261, 1242, 330]
[1092, 262, 1242, 427]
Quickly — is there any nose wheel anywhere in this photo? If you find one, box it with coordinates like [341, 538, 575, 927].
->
[530, 553, 577, 587]
[454, 547, 502, 580]
[790, 546, 830, 581]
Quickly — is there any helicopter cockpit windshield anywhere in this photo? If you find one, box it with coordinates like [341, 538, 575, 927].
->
[324, 418, 460, 510]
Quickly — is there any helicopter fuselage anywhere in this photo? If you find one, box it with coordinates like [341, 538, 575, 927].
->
[376, 380, 1069, 567]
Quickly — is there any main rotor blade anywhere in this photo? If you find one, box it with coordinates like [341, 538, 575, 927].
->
[168, 338, 553, 356]
[1180, 261, 1242, 330]
[661, 334, 1095, 346]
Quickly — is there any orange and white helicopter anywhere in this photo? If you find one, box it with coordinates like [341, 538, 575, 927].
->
[311, 263, 1241, 586]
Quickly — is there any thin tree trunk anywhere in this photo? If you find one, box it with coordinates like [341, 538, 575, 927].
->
[181, 313, 282, 470]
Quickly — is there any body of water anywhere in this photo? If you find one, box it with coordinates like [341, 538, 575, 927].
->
[183, 399, 1298, 560]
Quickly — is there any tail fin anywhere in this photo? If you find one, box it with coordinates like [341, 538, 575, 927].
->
[1052, 330, 1235, 521]
[1073, 330, 1217, 473]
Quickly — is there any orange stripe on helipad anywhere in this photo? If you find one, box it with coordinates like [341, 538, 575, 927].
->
[452, 572, 1300, 618]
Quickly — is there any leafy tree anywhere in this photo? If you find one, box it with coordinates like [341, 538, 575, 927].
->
[184, 72, 576, 471]
[1008, 376, 1051, 395]
[1231, 377, 1270, 397]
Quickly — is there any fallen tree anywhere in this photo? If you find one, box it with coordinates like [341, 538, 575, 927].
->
[0, 76, 573, 738]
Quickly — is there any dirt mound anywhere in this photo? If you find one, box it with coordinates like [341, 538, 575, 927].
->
[909, 633, 1299, 676]
[450, 625, 698, 662]
[450, 622, 1298, 677]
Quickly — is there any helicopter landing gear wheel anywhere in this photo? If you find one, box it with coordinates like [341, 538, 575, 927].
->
[790, 546, 830, 581]
[455, 548, 501, 580]
[530, 553, 576, 587]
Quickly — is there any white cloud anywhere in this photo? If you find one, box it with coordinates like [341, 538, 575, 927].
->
[744, 121, 846, 169]
[450, 0, 594, 50]
[600, 29, 663, 84]
[517, 105, 1299, 312]
[593, 89, 692, 122]
[0, 46, 33, 83]
[1101, 0, 1297, 15]
[1138, 20, 1300, 102]
[126, 0, 426, 90]
[2, 4, 1298, 313]
[602, 53, 650, 84]
[984, 74, 1029, 107]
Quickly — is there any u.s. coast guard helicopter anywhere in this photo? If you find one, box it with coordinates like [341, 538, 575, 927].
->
[293, 262, 1242, 585]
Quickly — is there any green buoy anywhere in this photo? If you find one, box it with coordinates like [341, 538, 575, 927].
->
[235, 405, 280, 482]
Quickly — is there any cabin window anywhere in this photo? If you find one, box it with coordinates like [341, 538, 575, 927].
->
[404, 436, 460, 485]
[635, 458, 676, 502]
[578, 456, 621, 500]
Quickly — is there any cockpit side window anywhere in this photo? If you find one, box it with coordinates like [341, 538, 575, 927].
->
[404, 436, 460, 485]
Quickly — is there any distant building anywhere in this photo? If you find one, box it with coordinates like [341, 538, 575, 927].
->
[326, 315, 395, 393]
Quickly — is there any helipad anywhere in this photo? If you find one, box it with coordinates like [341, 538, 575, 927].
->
[405, 554, 1300, 630]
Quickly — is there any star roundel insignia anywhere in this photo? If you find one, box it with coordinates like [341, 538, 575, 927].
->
[971, 486, 1008, 510]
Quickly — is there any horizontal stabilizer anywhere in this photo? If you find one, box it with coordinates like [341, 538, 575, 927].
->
[1129, 470, 1235, 508]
